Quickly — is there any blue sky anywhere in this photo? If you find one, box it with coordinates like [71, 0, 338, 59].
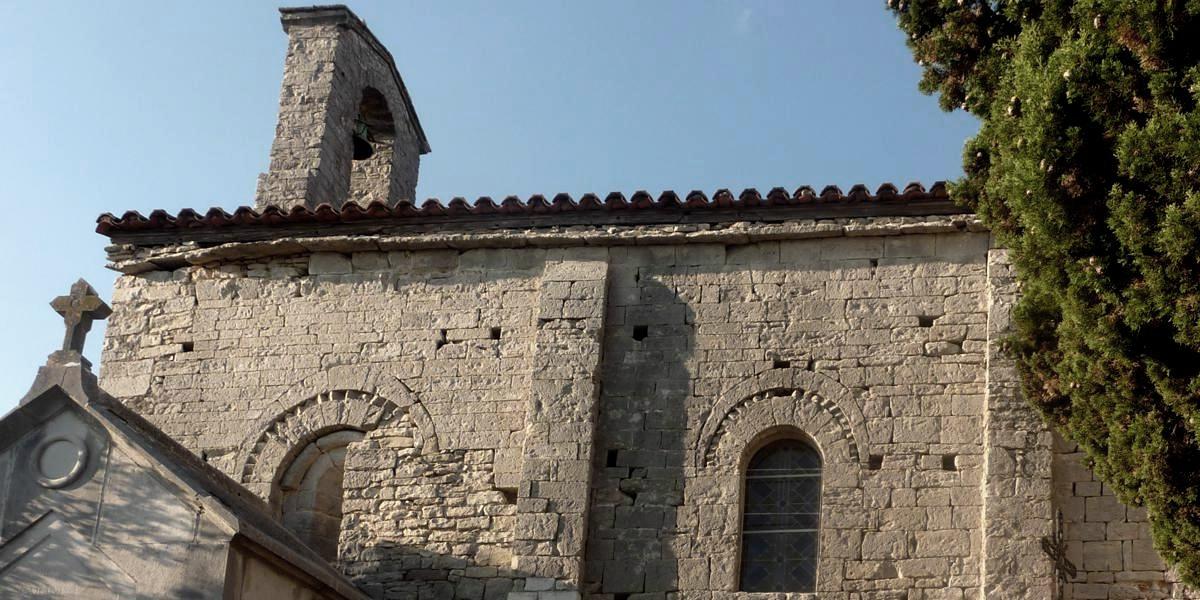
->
[0, 1, 977, 413]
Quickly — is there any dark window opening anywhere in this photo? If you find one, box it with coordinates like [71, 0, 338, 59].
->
[868, 454, 884, 470]
[740, 438, 822, 593]
[435, 329, 447, 350]
[181, 341, 194, 352]
[498, 488, 518, 505]
[606, 449, 620, 468]
[773, 359, 791, 369]
[942, 454, 958, 471]
[917, 315, 936, 328]
[490, 327, 502, 340]
[632, 325, 649, 341]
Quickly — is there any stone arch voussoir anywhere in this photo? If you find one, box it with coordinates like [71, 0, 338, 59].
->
[697, 368, 870, 470]
[237, 364, 438, 499]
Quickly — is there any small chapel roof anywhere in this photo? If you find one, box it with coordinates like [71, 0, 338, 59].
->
[4, 280, 369, 599]
[96, 181, 953, 237]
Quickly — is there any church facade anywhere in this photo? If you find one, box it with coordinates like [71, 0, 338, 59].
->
[76, 5, 1195, 600]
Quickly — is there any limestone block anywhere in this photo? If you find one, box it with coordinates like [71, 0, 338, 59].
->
[914, 530, 971, 557]
[677, 244, 725, 266]
[309, 252, 352, 274]
[893, 417, 939, 444]
[543, 261, 607, 282]
[1070, 583, 1111, 599]
[485, 579, 514, 600]
[1082, 540, 1123, 571]
[1128, 539, 1166, 571]
[725, 242, 779, 265]
[935, 232, 990, 262]
[457, 578, 486, 600]
[1085, 495, 1126, 522]
[897, 557, 949, 578]
[351, 252, 389, 272]
[863, 531, 908, 560]
[885, 234, 936, 258]
[523, 578, 555, 592]
[538, 592, 580, 600]
[677, 558, 709, 590]
[924, 341, 963, 356]
[602, 559, 646, 593]
[940, 416, 982, 445]
[820, 237, 883, 261]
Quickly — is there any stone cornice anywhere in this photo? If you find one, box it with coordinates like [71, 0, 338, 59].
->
[104, 213, 984, 274]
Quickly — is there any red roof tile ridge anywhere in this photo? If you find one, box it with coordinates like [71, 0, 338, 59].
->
[95, 182, 953, 235]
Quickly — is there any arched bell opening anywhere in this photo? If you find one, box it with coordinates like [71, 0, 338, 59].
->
[348, 86, 396, 205]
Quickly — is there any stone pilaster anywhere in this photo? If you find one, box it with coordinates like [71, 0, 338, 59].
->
[510, 250, 609, 599]
[980, 247, 1056, 598]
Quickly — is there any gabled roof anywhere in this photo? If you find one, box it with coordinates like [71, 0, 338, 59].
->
[6, 355, 369, 600]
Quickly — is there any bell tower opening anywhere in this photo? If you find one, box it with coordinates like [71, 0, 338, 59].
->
[348, 87, 396, 206]
[255, 6, 429, 211]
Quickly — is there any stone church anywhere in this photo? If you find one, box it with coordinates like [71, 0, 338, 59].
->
[2, 4, 1195, 600]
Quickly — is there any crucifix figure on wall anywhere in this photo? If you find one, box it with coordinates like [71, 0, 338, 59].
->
[50, 279, 111, 357]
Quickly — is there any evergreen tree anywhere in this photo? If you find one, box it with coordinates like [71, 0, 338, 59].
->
[888, 0, 1200, 583]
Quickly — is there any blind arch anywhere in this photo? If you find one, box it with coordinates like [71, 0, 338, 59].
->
[276, 429, 364, 562]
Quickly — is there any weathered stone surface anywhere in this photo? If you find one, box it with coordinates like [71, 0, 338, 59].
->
[94, 227, 1195, 600]
[310, 252, 353, 275]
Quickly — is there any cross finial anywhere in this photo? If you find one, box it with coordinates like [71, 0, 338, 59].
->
[50, 279, 111, 355]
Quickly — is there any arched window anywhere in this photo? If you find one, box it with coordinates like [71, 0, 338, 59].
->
[739, 437, 822, 593]
[276, 429, 364, 562]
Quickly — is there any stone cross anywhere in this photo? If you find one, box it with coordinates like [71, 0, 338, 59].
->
[50, 279, 111, 354]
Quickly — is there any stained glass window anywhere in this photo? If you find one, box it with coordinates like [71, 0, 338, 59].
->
[739, 438, 822, 593]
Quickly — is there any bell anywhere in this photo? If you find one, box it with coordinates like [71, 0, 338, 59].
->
[352, 119, 374, 160]
[353, 132, 374, 160]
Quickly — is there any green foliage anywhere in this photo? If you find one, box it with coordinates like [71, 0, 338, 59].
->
[889, 0, 1200, 583]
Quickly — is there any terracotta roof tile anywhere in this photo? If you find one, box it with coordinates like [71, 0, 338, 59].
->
[96, 182, 951, 236]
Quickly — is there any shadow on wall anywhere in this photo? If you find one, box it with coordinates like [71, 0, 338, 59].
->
[580, 241, 964, 597]
[587, 276, 695, 598]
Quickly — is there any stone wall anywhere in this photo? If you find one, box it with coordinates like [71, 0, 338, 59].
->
[98, 225, 1190, 599]
[586, 233, 996, 599]
[1053, 435, 1193, 599]
[101, 248, 544, 599]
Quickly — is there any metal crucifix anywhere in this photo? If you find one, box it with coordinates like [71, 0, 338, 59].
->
[1041, 509, 1078, 599]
